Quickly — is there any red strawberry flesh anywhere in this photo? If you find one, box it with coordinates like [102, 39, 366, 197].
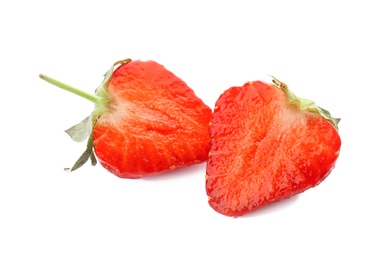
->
[206, 80, 341, 216]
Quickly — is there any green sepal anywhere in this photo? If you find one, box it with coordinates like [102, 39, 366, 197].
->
[271, 76, 340, 131]
[65, 116, 93, 142]
[65, 134, 95, 172]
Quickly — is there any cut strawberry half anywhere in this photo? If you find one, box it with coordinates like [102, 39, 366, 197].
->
[40, 59, 212, 178]
[206, 77, 341, 217]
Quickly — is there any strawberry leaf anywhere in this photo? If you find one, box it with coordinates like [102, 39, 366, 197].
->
[65, 116, 93, 142]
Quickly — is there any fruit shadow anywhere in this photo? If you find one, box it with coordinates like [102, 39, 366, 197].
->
[240, 195, 300, 218]
[141, 162, 207, 181]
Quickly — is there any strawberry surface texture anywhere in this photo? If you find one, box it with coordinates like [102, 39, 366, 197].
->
[206, 79, 341, 217]
[40, 59, 212, 178]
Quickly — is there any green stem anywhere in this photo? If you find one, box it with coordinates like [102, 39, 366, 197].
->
[39, 74, 103, 104]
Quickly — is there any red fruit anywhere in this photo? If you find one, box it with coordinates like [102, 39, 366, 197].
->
[39, 59, 212, 178]
[206, 77, 341, 217]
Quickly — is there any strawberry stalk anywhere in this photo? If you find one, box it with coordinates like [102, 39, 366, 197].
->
[38, 74, 104, 104]
[39, 58, 131, 171]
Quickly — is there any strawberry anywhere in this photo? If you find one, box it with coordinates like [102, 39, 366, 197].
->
[39, 59, 212, 178]
[206, 77, 341, 217]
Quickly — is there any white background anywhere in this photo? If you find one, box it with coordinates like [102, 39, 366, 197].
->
[1, 0, 389, 259]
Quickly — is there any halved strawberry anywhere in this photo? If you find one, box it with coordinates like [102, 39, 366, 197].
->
[206, 77, 341, 217]
[39, 59, 212, 178]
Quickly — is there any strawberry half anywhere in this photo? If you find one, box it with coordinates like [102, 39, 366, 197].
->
[39, 59, 212, 178]
[206, 77, 341, 217]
